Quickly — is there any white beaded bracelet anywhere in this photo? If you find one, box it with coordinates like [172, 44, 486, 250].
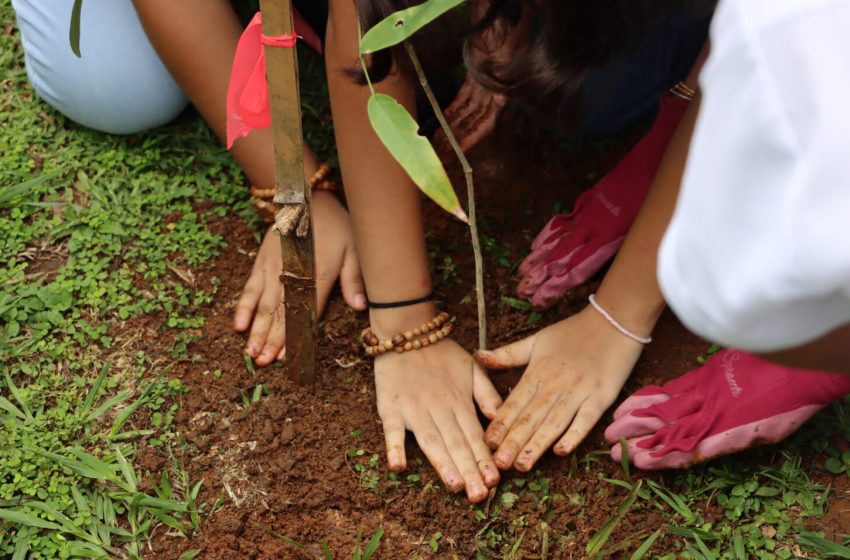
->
[588, 294, 653, 345]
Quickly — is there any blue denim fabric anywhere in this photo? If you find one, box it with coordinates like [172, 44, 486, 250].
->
[577, 10, 712, 138]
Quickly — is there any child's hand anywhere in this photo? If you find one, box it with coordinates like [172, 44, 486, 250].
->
[474, 306, 643, 471]
[439, 75, 506, 152]
[374, 337, 503, 502]
[234, 191, 366, 364]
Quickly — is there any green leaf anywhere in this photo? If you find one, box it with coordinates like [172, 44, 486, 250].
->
[12, 526, 29, 560]
[70, 0, 83, 57]
[362, 528, 384, 560]
[127, 495, 187, 513]
[87, 390, 132, 423]
[732, 530, 746, 560]
[824, 457, 845, 474]
[630, 528, 662, 560]
[0, 171, 62, 208]
[113, 447, 138, 492]
[501, 296, 532, 311]
[367, 93, 467, 222]
[360, 0, 466, 54]
[4, 370, 33, 422]
[81, 361, 110, 418]
[180, 551, 202, 559]
[798, 531, 850, 558]
[322, 539, 334, 560]
[0, 396, 25, 420]
[0, 508, 62, 531]
[109, 367, 169, 437]
[586, 480, 642, 558]
[23, 501, 92, 541]
[500, 491, 519, 509]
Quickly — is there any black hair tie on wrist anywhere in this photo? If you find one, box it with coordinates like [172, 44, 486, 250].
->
[366, 292, 435, 309]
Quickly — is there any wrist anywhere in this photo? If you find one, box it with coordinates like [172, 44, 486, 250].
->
[369, 301, 438, 339]
[591, 288, 663, 339]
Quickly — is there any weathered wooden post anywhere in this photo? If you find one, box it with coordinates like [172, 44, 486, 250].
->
[260, 0, 317, 383]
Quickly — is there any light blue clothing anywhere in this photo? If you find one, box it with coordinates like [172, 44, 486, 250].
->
[12, 0, 188, 134]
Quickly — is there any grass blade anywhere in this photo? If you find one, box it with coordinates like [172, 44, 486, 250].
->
[363, 528, 384, 560]
[109, 367, 170, 437]
[81, 362, 110, 418]
[798, 532, 850, 558]
[86, 391, 132, 422]
[12, 526, 28, 560]
[630, 528, 663, 560]
[586, 480, 642, 558]
[259, 525, 305, 549]
[0, 508, 62, 530]
[0, 396, 25, 420]
[4, 370, 33, 422]
[322, 538, 334, 560]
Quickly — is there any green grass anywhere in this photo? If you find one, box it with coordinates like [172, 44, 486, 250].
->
[0, 0, 327, 555]
[469, 364, 850, 559]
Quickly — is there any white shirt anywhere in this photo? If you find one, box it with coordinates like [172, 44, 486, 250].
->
[658, 0, 850, 352]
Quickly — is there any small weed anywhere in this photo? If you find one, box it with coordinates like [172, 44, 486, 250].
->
[428, 531, 442, 552]
[481, 234, 513, 268]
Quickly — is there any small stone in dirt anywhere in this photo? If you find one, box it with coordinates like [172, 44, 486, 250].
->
[279, 423, 295, 445]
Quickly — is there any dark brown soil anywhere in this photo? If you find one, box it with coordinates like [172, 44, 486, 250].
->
[132, 124, 848, 559]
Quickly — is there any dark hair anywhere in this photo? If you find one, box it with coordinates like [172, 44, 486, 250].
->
[358, 0, 714, 125]
[469, 1, 713, 96]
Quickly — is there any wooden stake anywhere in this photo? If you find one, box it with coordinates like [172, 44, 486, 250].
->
[260, 0, 317, 383]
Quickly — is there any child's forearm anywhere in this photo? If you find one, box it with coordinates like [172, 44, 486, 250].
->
[132, 0, 317, 188]
[592, 45, 708, 334]
[326, 0, 435, 335]
[594, 96, 701, 336]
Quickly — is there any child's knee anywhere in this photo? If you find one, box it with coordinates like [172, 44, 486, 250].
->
[12, 0, 188, 134]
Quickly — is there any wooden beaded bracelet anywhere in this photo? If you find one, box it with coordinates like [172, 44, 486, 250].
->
[250, 163, 338, 223]
[364, 323, 454, 356]
[361, 312, 453, 356]
[308, 162, 337, 192]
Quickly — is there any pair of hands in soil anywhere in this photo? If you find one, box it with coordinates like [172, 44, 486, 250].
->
[231, 80, 642, 503]
[233, 72, 506, 364]
[238, 219, 641, 505]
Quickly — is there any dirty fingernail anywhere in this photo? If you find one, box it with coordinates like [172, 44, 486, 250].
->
[485, 429, 502, 447]
[494, 450, 512, 466]
[469, 482, 486, 499]
[354, 293, 366, 308]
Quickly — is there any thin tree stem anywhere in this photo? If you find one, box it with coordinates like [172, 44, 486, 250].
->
[404, 43, 487, 350]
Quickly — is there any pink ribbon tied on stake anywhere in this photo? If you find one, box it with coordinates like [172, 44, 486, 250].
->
[226, 11, 322, 149]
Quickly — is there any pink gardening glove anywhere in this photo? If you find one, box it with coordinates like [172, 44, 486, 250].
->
[517, 93, 691, 309]
[605, 349, 850, 470]
[226, 10, 322, 148]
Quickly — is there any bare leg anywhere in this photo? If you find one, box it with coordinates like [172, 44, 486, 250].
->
[131, 0, 319, 185]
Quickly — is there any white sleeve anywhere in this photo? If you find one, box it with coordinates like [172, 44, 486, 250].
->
[658, 0, 850, 352]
